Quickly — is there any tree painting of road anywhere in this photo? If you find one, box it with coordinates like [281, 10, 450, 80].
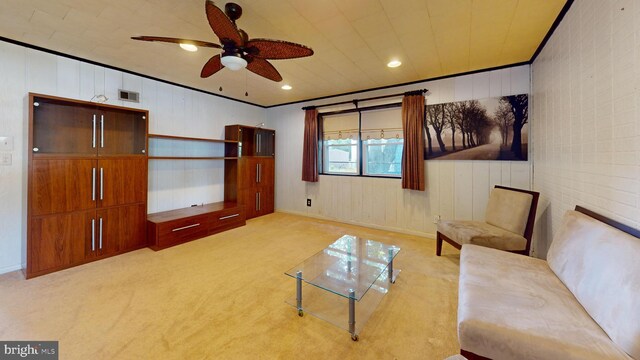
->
[424, 94, 528, 161]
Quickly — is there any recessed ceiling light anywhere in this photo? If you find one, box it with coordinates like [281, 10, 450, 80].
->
[281, 84, 292, 90]
[387, 60, 402, 68]
[179, 43, 198, 52]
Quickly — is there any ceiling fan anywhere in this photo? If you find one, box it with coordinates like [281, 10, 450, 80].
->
[131, 1, 314, 82]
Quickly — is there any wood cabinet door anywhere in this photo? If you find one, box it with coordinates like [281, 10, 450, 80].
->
[98, 158, 147, 208]
[32, 100, 97, 156]
[239, 126, 255, 156]
[95, 204, 147, 257]
[29, 211, 90, 275]
[237, 158, 258, 190]
[240, 188, 259, 219]
[94, 208, 118, 257]
[257, 157, 275, 188]
[118, 204, 147, 251]
[99, 109, 147, 156]
[256, 129, 275, 156]
[257, 187, 274, 216]
[31, 159, 97, 216]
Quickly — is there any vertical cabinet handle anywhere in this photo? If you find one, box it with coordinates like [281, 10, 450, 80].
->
[100, 114, 104, 148]
[258, 192, 261, 211]
[92, 115, 96, 148]
[92, 168, 96, 201]
[99, 218, 103, 250]
[258, 163, 261, 183]
[256, 163, 259, 183]
[255, 192, 259, 211]
[100, 168, 104, 200]
[91, 218, 96, 251]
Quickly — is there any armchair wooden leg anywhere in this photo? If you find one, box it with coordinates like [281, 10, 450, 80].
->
[436, 232, 443, 256]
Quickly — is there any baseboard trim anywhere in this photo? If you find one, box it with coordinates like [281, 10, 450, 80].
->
[0, 264, 23, 275]
[275, 209, 436, 240]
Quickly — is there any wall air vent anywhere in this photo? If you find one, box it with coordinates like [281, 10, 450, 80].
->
[118, 89, 140, 103]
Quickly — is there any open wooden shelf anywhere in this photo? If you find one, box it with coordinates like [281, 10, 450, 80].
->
[148, 133, 239, 144]
[148, 133, 239, 160]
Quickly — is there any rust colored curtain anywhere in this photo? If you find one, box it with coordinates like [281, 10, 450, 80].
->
[302, 108, 319, 182]
[401, 94, 425, 190]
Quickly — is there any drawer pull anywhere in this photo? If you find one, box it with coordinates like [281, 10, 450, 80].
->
[219, 214, 240, 220]
[172, 223, 201, 232]
[91, 218, 96, 251]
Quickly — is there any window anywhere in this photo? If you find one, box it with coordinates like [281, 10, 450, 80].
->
[321, 107, 403, 177]
[363, 138, 403, 176]
[322, 112, 359, 175]
[324, 138, 358, 174]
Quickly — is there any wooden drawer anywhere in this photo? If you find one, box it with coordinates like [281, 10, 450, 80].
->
[154, 214, 209, 249]
[147, 202, 246, 251]
[209, 206, 246, 233]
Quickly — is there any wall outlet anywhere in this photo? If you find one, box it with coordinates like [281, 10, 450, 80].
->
[0, 152, 11, 166]
[433, 215, 441, 224]
[306, 199, 312, 207]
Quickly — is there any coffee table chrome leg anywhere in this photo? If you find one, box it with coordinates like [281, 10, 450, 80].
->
[349, 290, 358, 341]
[388, 249, 395, 284]
[296, 271, 303, 316]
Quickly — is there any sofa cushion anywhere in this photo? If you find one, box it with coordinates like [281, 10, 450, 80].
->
[438, 220, 527, 251]
[485, 188, 532, 235]
[547, 210, 640, 359]
[458, 244, 632, 360]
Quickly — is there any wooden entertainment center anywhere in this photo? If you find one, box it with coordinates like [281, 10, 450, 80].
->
[27, 93, 148, 278]
[223, 125, 275, 219]
[26, 93, 272, 278]
[145, 133, 247, 250]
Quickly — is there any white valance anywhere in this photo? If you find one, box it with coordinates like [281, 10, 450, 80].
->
[322, 112, 359, 140]
[360, 107, 402, 140]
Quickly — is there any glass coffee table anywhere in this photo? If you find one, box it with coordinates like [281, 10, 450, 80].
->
[285, 235, 400, 341]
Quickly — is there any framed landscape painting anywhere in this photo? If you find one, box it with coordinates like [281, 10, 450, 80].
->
[424, 94, 528, 161]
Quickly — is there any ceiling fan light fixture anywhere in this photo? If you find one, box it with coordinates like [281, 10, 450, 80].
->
[221, 55, 247, 71]
[387, 60, 402, 68]
[133, 2, 313, 82]
[281, 84, 292, 90]
[179, 43, 198, 52]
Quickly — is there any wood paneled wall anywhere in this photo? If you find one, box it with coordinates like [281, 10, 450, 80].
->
[0, 38, 532, 274]
[266, 65, 533, 248]
[0, 41, 264, 273]
[532, 0, 640, 257]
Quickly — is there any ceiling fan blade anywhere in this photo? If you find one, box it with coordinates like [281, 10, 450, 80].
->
[131, 36, 221, 49]
[246, 39, 314, 60]
[205, 0, 243, 45]
[246, 58, 282, 82]
[201, 55, 224, 78]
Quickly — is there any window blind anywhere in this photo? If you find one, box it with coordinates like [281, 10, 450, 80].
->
[360, 107, 402, 140]
[322, 112, 359, 140]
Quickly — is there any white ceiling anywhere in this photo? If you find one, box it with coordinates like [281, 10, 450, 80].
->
[0, 0, 567, 106]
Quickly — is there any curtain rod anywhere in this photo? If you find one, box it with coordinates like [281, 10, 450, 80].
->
[302, 89, 427, 110]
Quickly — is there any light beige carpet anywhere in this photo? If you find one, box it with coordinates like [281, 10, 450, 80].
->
[0, 212, 461, 359]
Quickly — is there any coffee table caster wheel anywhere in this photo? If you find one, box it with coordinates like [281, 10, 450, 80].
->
[351, 334, 359, 341]
[298, 310, 304, 317]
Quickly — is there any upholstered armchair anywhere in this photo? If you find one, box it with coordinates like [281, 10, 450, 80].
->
[436, 185, 540, 256]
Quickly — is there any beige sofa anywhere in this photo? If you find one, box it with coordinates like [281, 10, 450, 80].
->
[457, 207, 640, 360]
